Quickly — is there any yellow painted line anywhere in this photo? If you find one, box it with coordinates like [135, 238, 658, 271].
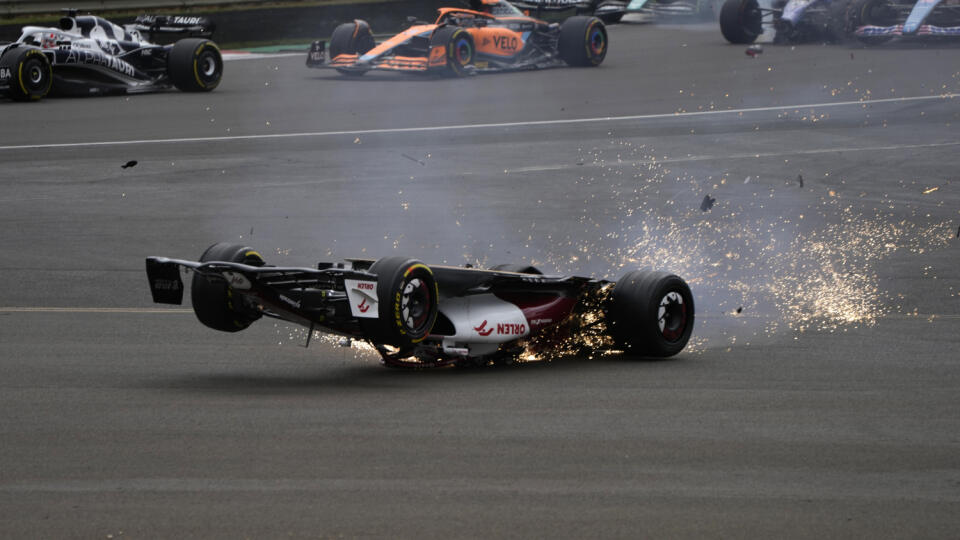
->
[0, 307, 191, 313]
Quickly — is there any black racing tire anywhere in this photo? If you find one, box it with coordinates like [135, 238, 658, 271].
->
[719, 0, 763, 44]
[4, 48, 52, 102]
[191, 242, 265, 333]
[329, 20, 376, 75]
[363, 257, 439, 348]
[558, 16, 607, 67]
[168, 38, 222, 92]
[607, 270, 695, 357]
[845, 0, 897, 45]
[429, 25, 475, 77]
[490, 264, 543, 275]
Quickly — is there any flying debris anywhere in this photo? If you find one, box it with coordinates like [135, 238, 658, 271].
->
[121, 160, 138, 169]
[956, 225, 959, 238]
[796, 174, 804, 188]
[700, 195, 716, 212]
[736, 306, 743, 314]
[401, 153, 426, 166]
[745, 45, 762, 58]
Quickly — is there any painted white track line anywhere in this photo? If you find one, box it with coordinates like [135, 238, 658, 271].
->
[504, 140, 960, 173]
[0, 93, 954, 152]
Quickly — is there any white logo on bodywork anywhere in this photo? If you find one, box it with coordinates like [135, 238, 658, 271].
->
[344, 279, 379, 318]
[223, 271, 251, 290]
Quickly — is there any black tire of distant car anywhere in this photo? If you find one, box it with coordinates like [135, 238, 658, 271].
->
[490, 264, 543, 275]
[429, 25, 475, 77]
[329, 20, 376, 75]
[168, 38, 223, 92]
[5, 48, 53, 102]
[719, 0, 763, 44]
[191, 242, 265, 332]
[845, 0, 898, 44]
[608, 270, 695, 357]
[364, 257, 439, 347]
[558, 16, 608, 67]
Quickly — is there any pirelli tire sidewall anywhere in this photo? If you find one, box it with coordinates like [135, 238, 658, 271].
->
[558, 16, 607, 67]
[430, 26, 475, 76]
[3, 47, 53, 102]
[365, 257, 439, 348]
[191, 242, 264, 332]
[168, 38, 222, 92]
[607, 270, 695, 358]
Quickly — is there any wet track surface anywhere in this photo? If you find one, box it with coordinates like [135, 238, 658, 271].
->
[2, 23, 960, 537]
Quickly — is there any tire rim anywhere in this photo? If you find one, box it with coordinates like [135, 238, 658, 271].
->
[28, 64, 44, 86]
[401, 277, 432, 333]
[589, 27, 606, 57]
[454, 38, 472, 65]
[657, 291, 687, 342]
[200, 54, 218, 79]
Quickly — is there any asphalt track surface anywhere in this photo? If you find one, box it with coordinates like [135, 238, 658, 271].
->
[2, 23, 960, 538]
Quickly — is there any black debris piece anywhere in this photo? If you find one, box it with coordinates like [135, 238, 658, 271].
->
[736, 306, 743, 314]
[700, 195, 716, 212]
[956, 225, 959, 238]
[796, 174, 803, 188]
[121, 160, 138, 169]
[401, 153, 426, 166]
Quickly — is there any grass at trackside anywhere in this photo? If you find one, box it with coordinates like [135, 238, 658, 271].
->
[0, 0, 388, 25]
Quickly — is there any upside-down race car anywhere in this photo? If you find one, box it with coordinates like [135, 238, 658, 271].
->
[305, 0, 607, 76]
[146, 243, 695, 368]
[719, 0, 849, 43]
[0, 11, 222, 101]
[846, 0, 960, 44]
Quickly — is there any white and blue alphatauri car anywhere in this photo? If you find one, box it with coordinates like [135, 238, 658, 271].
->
[0, 11, 221, 101]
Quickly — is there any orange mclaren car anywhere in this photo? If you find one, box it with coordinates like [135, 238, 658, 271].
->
[305, 0, 607, 76]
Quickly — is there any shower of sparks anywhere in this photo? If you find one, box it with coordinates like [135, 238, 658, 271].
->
[270, 136, 952, 365]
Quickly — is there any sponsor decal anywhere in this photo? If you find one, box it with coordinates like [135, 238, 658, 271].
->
[492, 35, 518, 51]
[172, 16, 205, 25]
[0, 67, 10, 80]
[63, 49, 136, 77]
[223, 271, 251, 290]
[473, 320, 494, 336]
[429, 46, 446, 66]
[152, 279, 181, 291]
[497, 322, 526, 335]
[344, 279, 379, 318]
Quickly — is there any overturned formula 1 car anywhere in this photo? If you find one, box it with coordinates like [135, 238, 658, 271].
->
[0, 10, 221, 101]
[305, 0, 606, 76]
[146, 243, 695, 368]
[719, 0, 850, 43]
